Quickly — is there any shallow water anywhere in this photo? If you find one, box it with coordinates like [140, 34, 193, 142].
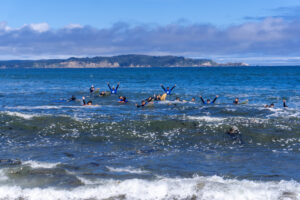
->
[0, 67, 300, 200]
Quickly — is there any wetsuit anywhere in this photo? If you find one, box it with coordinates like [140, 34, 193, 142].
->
[82, 99, 86, 105]
[68, 96, 76, 102]
[136, 102, 148, 108]
[90, 87, 95, 93]
[161, 85, 176, 95]
[283, 101, 288, 107]
[119, 97, 128, 103]
[108, 84, 119, 94]
[200, 96, 218, 104]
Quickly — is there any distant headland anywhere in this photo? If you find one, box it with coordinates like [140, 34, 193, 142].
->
[0, 54, 249, 68]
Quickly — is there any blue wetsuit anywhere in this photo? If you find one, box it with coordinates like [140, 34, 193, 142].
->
[108, 84, 119, 94]
[200, 96, 218, 104]
[161, 85, 176, 95]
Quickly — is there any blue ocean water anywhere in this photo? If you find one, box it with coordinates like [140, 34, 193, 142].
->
[0, 67, 299, 199]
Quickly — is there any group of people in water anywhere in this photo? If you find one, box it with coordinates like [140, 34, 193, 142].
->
[68, 82, 289, 108]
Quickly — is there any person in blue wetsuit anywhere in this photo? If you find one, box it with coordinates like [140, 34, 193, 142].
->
[161, 84, 176, 95]
[107, 82, 120, 94]
[119, 96, 128, 103]
[200, 95, 219, 104]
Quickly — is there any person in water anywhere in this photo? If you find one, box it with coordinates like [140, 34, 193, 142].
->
[154, 94, 162, 101]
[107, 82, 120, 94]
[264, 103, 274, 108]
[136, 100, 147, 108]
[99, 91, 110, 97]
[226, 126, 243, 144]
[90, 85, 95, 93]
[67, 95, 76, 102]
[233, 98, 239, 104]
[82, 97, 93, 106]
[161, 84, 176, 95]
[119, 96, 128, 103]
[200, 95, 219, 104]
[191, 97, 196, 102]
[283, 99, 288, 107]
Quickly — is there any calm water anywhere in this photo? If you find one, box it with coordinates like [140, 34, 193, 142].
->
[0, 67, 300, 200]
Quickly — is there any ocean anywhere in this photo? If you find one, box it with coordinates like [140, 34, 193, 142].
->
[0, 67, 299, 200]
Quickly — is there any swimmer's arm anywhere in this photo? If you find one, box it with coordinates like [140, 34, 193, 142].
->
[283, 100, 288, 107]
[160, 84, 166, 92]
[200, 96, 205, 104]
[170, 84, 176, 91]
[212, 95, 219, 104]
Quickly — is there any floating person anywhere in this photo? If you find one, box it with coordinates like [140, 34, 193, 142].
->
[107, 82, 120, 94]
[191, 97, 196, 102]
[264, 103, 275, 108]
[233, 98, 248, 105]
[226, 126, 243, 144]
[67, 95, 76, 102]
[119, 96, 128, 103]
[82, 97, 93, 106]
[283, 99, 288, 107]
[200, 95, 219, 104]
[161, 84, 176, 95]
[99, 91, 110, 97]
[154, 94, 162, 101]
[136, 100, 148, 108]
[233, 98, 239, 104]
[90, 85, 95, 93]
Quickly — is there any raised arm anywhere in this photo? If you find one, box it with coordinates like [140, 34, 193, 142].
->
[283, 100, 288, 107]
[107, 83, 112, 91]
[212, 95, 219, 104]
[170, 84, 176, 91]
[200, 96, 205, 104]
[161, 84, 166, 92]
[82, 97, 86, 105]
[116, 83, 120, 91]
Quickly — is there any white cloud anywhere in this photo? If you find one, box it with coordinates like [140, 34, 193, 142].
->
[64, 24, 83, 29]
[28, 23, 50, 33]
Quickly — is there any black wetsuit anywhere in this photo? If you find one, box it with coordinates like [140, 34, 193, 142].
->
[90, 87, 95, 93]
[283, 101, 288, 107]
[200, 96, 218, 104]
[82, 99, 86, 105]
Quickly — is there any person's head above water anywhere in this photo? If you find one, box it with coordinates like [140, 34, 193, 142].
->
[270, 103, 274, 108]
[175, 97, 180, 101]
[167, 87, 170, 90]
[207, 99, 211, 103]
[191, 97, 196, 102]
[87, 101, 92, 105]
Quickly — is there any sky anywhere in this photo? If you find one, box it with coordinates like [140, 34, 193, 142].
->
[1, 0, 300, 65]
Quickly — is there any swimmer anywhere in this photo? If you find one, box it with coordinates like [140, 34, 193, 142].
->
[200, 95, 219, 104]
[119, 96, 128, 103]
[264, 103, 274, 108]
[82, 96, 93, 106]
[107, 82, 120, 94]
[136, 100, 148, 108]
[67, 95, 76, 102]
[191, 97, 196, 102]
[161, 84, 176, 95]
[90, 85, 95, 93]
[283, 99, 288, 107]
[233, 98, 239, 104]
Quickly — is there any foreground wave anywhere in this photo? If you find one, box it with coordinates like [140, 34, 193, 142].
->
[0, 175, 299, 200]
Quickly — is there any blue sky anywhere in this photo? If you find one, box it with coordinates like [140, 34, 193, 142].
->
[1, 0, 300, 65]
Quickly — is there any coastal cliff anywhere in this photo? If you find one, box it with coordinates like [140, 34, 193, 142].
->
[0, 55, 249, 68]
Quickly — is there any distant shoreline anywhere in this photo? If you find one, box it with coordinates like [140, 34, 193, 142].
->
[0, 54, 249, 69]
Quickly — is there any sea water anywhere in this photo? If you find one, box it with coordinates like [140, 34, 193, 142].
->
[0, 67, 299, 200]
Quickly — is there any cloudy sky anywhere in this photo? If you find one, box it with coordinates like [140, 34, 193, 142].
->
[1, 0, 300, 65]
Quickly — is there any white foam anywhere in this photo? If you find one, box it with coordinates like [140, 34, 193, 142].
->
[106, 166, 149, 174]
[0, 175, 299, 200]
[187, 116, 226, 122]
[1, 111, 38, 119]
[23, 160, 60, 169]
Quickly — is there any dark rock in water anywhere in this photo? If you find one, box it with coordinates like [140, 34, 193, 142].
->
[0, 159, 21, 166]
